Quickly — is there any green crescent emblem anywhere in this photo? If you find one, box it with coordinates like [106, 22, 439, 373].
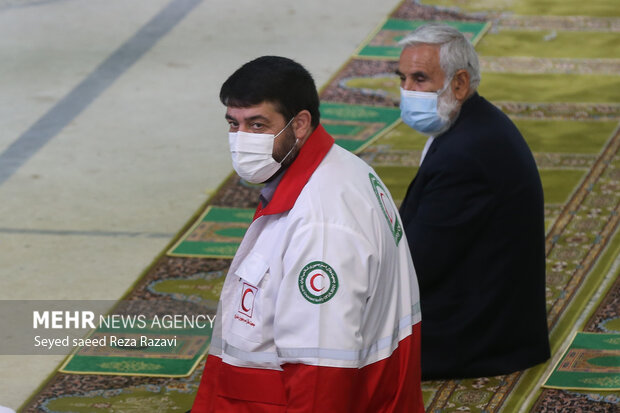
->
[299, 261, 339, 304]
[369, 173, 403, 245]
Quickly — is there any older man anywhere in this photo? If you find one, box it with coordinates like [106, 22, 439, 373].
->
[191, 56, 424, 412]
[396, 24, 550, 380]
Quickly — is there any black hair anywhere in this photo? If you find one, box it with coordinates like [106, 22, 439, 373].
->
[220, 56, 320, 128]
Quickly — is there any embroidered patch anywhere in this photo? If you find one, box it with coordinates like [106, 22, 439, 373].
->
[299, 261, 339, 304]
[238, 282, 258, 318]
[369, 173, 403, 245]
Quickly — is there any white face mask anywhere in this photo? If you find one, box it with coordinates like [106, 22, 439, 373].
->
[228, 117, 296, 184]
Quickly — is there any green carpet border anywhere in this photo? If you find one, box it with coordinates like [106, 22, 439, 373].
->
[350, 0, 409, 60]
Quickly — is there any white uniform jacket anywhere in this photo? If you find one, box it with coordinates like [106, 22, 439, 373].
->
[193, 125, 423, 413]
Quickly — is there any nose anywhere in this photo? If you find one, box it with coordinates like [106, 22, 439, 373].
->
[234, 123, 252, 133]
[401, 78, 415, 91]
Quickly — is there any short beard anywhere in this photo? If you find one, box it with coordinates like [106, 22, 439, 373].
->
[435, 84, 461, 136]
[272, 127, 298, 168]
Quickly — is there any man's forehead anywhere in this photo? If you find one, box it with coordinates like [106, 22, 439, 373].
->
[225, 101, 279, 120]
[398, 44, 441, 72]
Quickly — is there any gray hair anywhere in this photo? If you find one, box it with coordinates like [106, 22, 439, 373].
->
[398, 23, 481, 91]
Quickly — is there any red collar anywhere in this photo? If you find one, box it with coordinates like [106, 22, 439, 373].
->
[253, 124, 334, 220]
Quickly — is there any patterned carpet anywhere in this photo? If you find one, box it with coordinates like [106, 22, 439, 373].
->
[20, 0, 620, 411]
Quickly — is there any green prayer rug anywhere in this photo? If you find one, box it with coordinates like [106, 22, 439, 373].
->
[59, 322, 212, 377]
[355, 19, 490, 59]
[321, 102, 401, 152]
[544, 332, 620, 391]
[147, 270, 226, 309]
[167, 206, 253, 258]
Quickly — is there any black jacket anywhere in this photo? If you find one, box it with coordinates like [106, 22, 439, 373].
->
[399, 93, 550, 379]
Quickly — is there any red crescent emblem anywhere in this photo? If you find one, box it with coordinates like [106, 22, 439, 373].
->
[310, 273, 325, 292]
[241, 288, 254, 312]
[380, 193, 393, 224]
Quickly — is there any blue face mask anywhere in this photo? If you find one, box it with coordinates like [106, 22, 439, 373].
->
[400, 85, 450, 135]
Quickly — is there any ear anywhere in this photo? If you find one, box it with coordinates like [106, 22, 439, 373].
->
[451, 69, 470, 102]
[293, 110, 313, 144]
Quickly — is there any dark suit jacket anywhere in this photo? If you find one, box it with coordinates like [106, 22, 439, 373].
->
[399, 93, 550, 380]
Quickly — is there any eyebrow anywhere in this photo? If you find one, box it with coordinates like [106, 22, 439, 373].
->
[395, 69, 429, 79]
[224, 114, 270, 123]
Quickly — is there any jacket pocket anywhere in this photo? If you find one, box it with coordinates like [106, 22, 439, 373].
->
[236, 250, 269, 285]
[230, 251, 269, 344]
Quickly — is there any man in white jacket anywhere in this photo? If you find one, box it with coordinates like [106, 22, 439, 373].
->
[192, 56, 423, 413]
